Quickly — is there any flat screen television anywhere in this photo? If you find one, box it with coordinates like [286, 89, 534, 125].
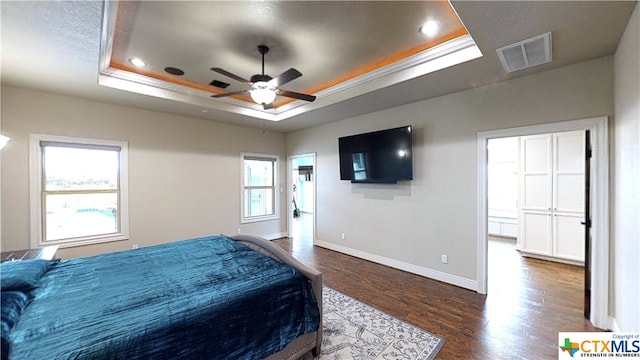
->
[338, 125, 413, 183]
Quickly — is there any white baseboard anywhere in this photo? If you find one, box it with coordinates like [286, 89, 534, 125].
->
[521, 252, 585, 267]
[262, 232, 288, 241]
[314, 239, 478, 291]
[609, 317, 620, 332]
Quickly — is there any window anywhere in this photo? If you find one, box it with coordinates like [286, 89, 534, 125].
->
[352, 152, 368, 180]
[30, 134, 129, 247]
[241, 153, 278, 223]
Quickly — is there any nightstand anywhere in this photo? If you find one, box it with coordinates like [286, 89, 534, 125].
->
[1, 245, 59, 262]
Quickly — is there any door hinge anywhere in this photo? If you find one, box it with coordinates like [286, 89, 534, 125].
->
[586, 147, 593, 159]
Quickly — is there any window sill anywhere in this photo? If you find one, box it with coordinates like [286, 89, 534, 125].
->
[241, 215, 279, 224]
[38, 233, 129, 249]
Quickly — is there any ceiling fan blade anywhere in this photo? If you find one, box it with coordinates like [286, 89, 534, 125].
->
[210, 90, 249, 98]
[268, 68, 302, 87]
[278, 89, 316, 102]
[210, 68, 251, 85]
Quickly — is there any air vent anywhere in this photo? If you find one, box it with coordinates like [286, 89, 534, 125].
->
[209, 79, 230, 89]
[496, 32, 552, 73]
[164, 67, 185, 76]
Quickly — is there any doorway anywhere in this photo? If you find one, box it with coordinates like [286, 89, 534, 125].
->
[486, 132, 585, 313]
[288, 154, 316, 247]
[477, 117, 609, 329]
[487, 137, 519, 246]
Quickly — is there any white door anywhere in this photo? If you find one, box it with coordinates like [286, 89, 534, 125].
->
[520, 135, 553, 255]
[553, 131, 585, 261]
[521, 211, 552, 255]
[553, 213, 585, 261]
[553, 131, 585, 213]
[519, 131, 585, 262]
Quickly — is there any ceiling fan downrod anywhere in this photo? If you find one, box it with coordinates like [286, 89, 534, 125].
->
[257, 45, 269, 76]
[250, 45, 272, 83]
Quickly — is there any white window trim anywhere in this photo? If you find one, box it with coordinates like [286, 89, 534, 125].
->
[240, 152, 279, 224]
[29, 134, 129, 248]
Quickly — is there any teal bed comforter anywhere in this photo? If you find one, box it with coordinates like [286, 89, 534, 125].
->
[5, 236, 320, 359]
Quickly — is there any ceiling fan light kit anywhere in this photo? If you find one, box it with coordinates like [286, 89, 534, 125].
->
[250, 82, 277, 105]
[210, 44, 316, 109]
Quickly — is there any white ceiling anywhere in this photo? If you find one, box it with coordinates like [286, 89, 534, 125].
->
[1, 1, 636, 133]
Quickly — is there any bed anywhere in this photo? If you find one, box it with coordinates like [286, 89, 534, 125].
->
[1, 234, 322, 360]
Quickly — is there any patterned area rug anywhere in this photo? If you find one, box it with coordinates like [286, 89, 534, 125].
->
[302, 287, 445, 360]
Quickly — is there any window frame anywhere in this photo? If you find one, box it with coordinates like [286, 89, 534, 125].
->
[29, 134, 129, 248]
[352, 152, 368, 180]
[240, 152, 279, 224]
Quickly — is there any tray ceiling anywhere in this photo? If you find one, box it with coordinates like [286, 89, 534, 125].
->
[1, 1, 636, 132]
[99, 1, 480, 121]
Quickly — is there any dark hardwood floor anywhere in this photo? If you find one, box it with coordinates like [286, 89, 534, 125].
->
[273, 235, 600, 359]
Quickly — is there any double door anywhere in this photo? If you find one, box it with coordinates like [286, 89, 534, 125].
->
[519, 131, 585, 264]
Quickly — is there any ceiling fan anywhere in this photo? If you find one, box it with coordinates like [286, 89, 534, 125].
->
[210, 45, 316, 110]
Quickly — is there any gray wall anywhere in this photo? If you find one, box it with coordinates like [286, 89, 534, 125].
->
[1, 87, 287, 259]
[287, 56, 613, 289]
[613, 4, 639, 332]
[2, 18, 637, 330]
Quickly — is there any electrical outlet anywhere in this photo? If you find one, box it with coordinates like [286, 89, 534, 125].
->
[131, 244, 138, 249]
[441, 254, 448, 264]
[341, 233, 346, 241]
[237, 228, 242, 234]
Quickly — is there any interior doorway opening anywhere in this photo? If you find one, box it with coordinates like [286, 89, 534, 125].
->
[288, 154, 316, 248]
[486, 136, 522, 297]
[477, 116, 609, 329]
[487, 137, 519, 245]
[486, 133, 587, 317]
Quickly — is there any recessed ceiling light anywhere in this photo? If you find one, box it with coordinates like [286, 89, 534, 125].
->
[128, 57, 147, 67]
[419, 20, 439, 37]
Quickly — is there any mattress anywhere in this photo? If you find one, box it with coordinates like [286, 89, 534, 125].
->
[6, 236, 320, 359]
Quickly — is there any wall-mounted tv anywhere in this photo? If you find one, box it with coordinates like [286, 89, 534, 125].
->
[339, 125, 413, 183]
